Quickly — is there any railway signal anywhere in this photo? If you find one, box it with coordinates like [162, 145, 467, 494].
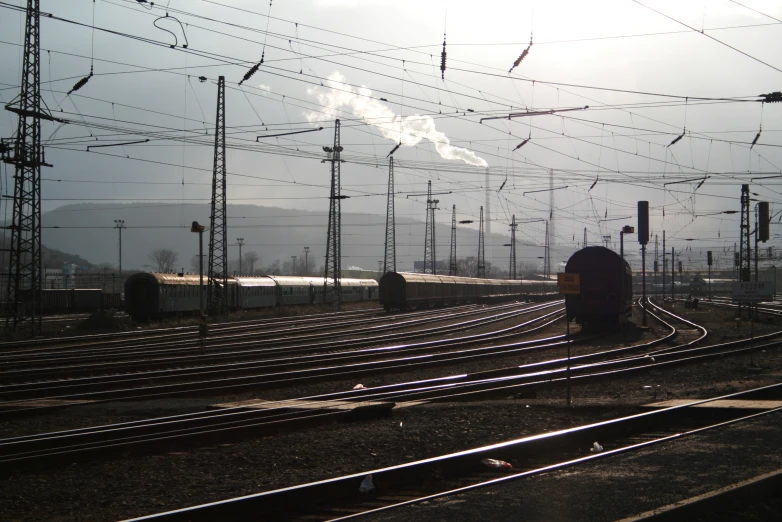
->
[557, 272, 580, 407]
[638, 201, 649, 326]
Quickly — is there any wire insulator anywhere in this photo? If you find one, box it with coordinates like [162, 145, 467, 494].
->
[67, 65, 93, 95]
[440, 39, 447, 79]
[761, 92, 781, 103]
[668, 129, 685, 147]
[508, 36, 533, 74]
[751, 128, 762, 149]
[239, 62, 261, 86]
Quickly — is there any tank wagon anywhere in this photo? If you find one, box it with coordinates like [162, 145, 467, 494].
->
[124, 273, 379, 321]
[564, 246, 632, 326]
[379, 272, 525, 311]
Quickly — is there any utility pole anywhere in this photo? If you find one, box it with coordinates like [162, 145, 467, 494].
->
[237, 238, 244, 276]
[654, 234, 659, 296]
[291, 256, 297, 276]
[543, 221, 551, 280]
[549, 168, 555, 250]
[423, 181, 439, 275]
[671, 247, 675, 297]
[304, 246, 310, 276]
[114, 220, 126, 274]
[477, 206, 486, 278]
[583, 227, 587, 248]
[377, 260, 382, 273]
[3, 0, 58, 335]
[383, 157, 396, 274]
[449, 205, 457, 276]
[485, 167, 491, 265]
[662, 231, 666, 300]
[207, 76, 228, 317]
[323, 119, 344, 308]
[509, 215, 518, 279]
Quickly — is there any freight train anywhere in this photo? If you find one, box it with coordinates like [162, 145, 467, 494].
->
[564, 246, 633, 326]
[124, 272, 379, 321]
[379, 272, 529, 311]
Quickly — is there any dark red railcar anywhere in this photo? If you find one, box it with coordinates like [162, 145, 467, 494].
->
[565, 246, 632, 325]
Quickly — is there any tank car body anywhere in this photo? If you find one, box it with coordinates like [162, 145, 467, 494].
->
[564, 246, 632, 326]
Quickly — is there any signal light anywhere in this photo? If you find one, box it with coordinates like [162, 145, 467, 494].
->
[637, 201, 649, 245]
[707, 251, 713, 266]
[759, 201, 770, 242]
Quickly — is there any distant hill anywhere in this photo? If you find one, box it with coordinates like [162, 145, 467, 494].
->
[29, 202, 530, 274]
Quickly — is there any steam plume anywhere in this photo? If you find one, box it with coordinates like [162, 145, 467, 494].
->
[307, 72, 488, 167]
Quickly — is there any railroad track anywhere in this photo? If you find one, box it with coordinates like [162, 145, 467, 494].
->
[121, 384, 782, 521]
[0, 303, 509, 379]
[3, 295, 775, 470]
[0, 306, 387, 353]
[0, 301, 565, 413]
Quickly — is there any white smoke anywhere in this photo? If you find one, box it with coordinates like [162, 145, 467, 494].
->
[306, 72, 488, 168]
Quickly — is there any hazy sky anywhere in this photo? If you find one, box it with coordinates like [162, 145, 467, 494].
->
[1, 0, 781, 270]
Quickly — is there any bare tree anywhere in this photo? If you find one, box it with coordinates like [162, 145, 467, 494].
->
[148, 248, 179, 273]
[243, 251, 260, 275]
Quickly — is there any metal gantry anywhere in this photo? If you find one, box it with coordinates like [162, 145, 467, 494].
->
[422, 181, 439, 275]
[449, 205, 457, 276]
[207, 76, 228, 317]
[323, 119, 343, 308]
[383, 157, 396, 274]
[477, 206, 486, 278]
[509, 215, 518, 279]
[4, 0, 56, 335]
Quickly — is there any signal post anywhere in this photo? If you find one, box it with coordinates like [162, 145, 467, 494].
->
[557, 272, 580, 407]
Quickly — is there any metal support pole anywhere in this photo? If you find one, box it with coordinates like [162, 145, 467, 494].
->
[237, 238, 244, 276]
[566, 316, 571, 407]
[662, 231, 666, 300]
[671, 247, 675, 298]
[199, 230, 204, 314]
[642, 243, 647, 327]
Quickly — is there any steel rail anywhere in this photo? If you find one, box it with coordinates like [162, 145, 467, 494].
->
[0, 303, 565, 410]
[122, 384, 782, 522]
[0, 302, 549, 385]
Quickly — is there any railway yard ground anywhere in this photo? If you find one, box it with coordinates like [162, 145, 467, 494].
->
[1, 298, 781, 521]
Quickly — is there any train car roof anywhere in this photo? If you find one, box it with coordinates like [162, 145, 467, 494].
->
[566, 246, 631, 271]
[382, 272, 522, 285]
[127, 272, 204, 286]
[265, 275, 315, 286]
[234, 276, 276, 287]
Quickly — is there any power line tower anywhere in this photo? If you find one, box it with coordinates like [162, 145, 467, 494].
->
[383, 156, 395, 273]
[4, 0, 57, 335]
[549, 169, 555, 248]
[477, 206, 486, 278]
[543, 221, 551, 279]
[739, 184, 751, 282]
[509, 214, 518, 279]
[485, 167, 491, 262]
[422, 180, 439, 274]
[583, 227, 587, 248]
[449, 205, 457, 275]
[323, 119, 344, 308]
[207, 76, 227, 317]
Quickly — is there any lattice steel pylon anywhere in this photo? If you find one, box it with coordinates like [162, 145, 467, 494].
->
[543, 221, 551, 279]
[207, 76, 228, 317]
[739, 184, 751, 282]
[422, 180, 439, 274]
[477, 206, 486, 278]
[549, 169, 555, 248]
[383, 156, 395, 273]
[449, 205, 457, 275]
[4, 0, 56, 335]
[509, 215, 518, 279]
[323, 119, 343, 308]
